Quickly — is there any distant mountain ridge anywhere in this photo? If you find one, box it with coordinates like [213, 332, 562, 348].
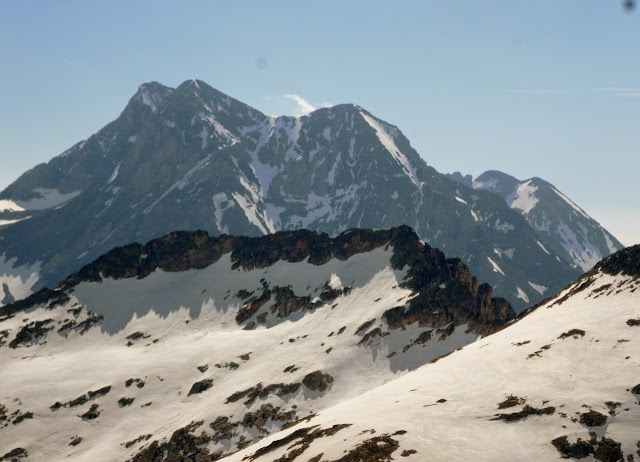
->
[0, 79, 619, 310]
[447, 170, 623, 272]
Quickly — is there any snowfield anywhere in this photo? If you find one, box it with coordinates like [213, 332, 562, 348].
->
[230, 268, 640, 461]
[1, 228, 496, 461]
[1, 229, 638, 461]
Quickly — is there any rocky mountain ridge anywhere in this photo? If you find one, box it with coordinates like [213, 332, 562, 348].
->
[448, 170, 623, 272]
[1, 226, 514, 336]
[0, 225, 514, 460]
[0, 79, 617, 311]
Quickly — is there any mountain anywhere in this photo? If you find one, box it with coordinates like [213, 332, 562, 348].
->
[0, 79, 610, 311]
[448, 170, 623, 272]
[228, 243, 640, 462]
[0, 226, 515, 461]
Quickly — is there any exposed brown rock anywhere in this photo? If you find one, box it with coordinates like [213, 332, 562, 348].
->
[187, 379, 213, 396]
[302, 371, 334, 393]
[127, 421, 213, 462]
[497, 395, 526, 409]
[558, 329, 586, 339]
[579, 410, 607, 427]
[1, 227, 515, 341]
[80, 404, 100, 420]
[491, 405, 555, 422]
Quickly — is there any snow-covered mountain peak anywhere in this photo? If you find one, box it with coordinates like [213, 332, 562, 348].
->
[0, 80, 615, 312]
[131, 82, 173, 113]
[448, 169, 623, 273]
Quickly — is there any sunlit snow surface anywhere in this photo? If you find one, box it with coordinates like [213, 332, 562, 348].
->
[507, 179, 539, 214]
[15, 188, 81, 210]
[0, 247, 479, 461]
[0, 200, 25, 213]
[232, 271, 640, 461]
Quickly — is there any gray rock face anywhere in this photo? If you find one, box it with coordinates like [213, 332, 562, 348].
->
[449, 170, 623, 272]
[0, 79, 610, 311]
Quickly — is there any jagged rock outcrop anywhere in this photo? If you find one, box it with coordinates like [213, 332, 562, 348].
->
[1, 225, 514, 336]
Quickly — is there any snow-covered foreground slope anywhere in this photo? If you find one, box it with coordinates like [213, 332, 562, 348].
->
[0, 226, 514, 461]
[229, 245, 640, 462]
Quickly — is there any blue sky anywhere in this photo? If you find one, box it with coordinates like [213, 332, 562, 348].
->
[1, 1, 639, 244]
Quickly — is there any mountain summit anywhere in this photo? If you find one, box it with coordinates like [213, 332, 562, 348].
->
[448, 170, 623, 272]
[0, 80, 619, 310]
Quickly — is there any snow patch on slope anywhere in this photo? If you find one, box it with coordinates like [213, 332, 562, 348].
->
[108, 163, 121, 184]
[487, 257, 505, 276]
[528, 281, 548, 295]
[556, 223, 601, 271]
[143, 155, 212, 215]
[248, 117, 282, 196]
[515, 286, 529, 303]
[602, 230, 619, 254]
[0, 217, 31, 227]
[232, 192, 274, 234]
[16, 188, 81, 210]
[0, 200, 25, 213]
[507, 180, 538, 214]
[536, 240, 551, 255]
[212, 193, 234, 234]
[359, 111, 420, 189]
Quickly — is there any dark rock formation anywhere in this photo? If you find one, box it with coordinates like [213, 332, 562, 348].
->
[0, 447, 28, 461]
[127, 421, 214, 462]
[118, 397, 134, 407]
[497, 395, 526, 409]
[187, 379, 213, 396]
[80, 404, 100, 420]
[0, 226, 516, 338]
[9, 319, 54, 348]
[579, 410, 607, 427]
[302, 371, 334, 392]
[551, 436, 594, 459]
[551, 435, 623, 461]
[225, 381, 302, 406]
[597, 243, 640, 279]
[491, 405, 555, 422]
[558, 329, 586, 339]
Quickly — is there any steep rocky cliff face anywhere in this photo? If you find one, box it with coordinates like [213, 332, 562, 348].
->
[0, 226, 514, 461]
[0, 80, 588, 312]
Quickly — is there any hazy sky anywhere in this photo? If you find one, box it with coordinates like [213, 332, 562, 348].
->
[1, 1, 638, 245]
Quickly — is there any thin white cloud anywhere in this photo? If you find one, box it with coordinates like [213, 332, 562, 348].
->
[592, 88, 640, 97]
[504, 89, 563, 95]
[283, 94, 316, 115]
